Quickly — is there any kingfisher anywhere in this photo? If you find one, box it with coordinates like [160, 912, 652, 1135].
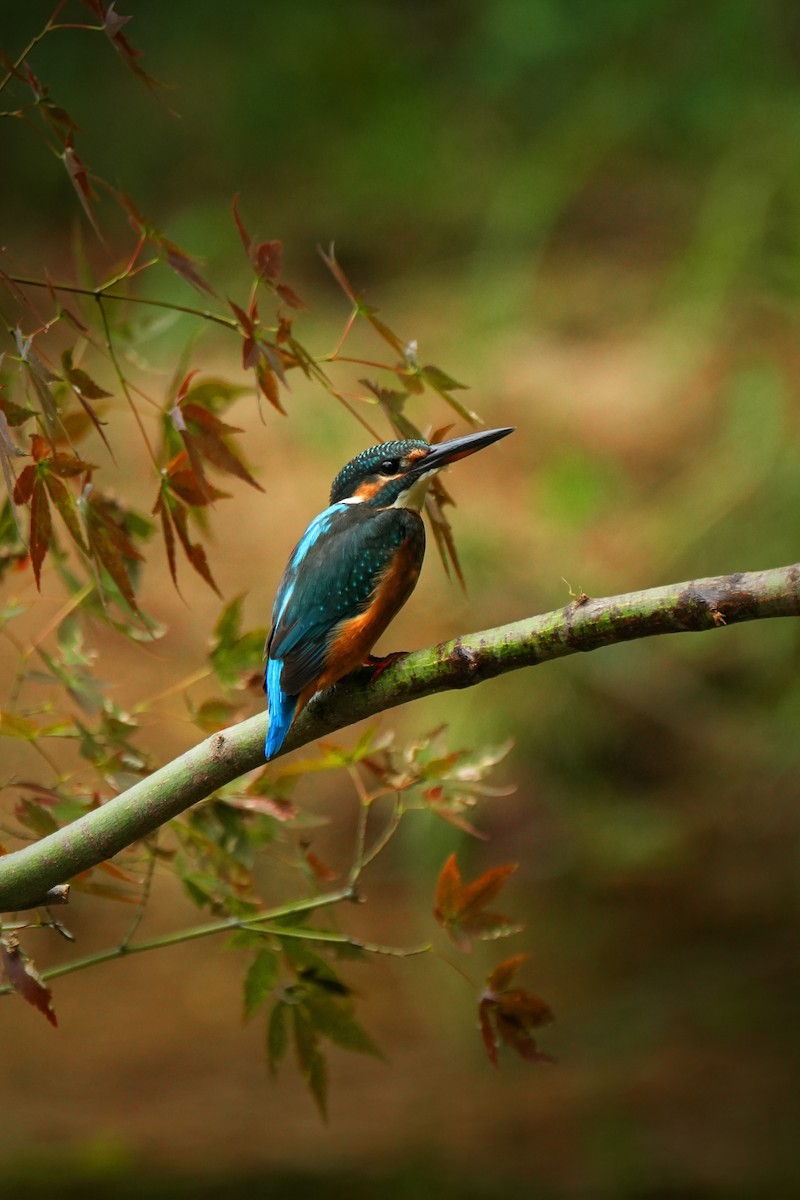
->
[264, 426, 514, 759]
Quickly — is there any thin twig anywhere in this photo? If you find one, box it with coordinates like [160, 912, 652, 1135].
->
[0, 1, 70, 96]
[119, 845, 158, 949]
[9, 274, 240, 331]
[0, 886, 357, 990]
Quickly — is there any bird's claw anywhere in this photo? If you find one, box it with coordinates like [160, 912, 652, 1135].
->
[364, 651, 407, 683]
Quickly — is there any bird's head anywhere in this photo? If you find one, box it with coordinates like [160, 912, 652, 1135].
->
[329, 427, 514, 510]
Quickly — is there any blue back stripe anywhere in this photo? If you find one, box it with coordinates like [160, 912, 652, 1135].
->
[272, 503, 347, 629]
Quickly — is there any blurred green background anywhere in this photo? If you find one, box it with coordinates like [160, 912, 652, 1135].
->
[2, 2, 800, 1197]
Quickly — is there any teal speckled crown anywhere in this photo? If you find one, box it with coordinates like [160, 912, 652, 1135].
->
[329, 439, 430, 503]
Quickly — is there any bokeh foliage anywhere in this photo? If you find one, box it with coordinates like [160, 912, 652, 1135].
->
[2, 2, 800, 1197]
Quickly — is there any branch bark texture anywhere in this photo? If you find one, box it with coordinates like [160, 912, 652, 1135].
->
[1, 563, 798, 912]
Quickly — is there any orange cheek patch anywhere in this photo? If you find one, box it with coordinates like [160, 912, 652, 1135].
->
[353, 479, 383, 502]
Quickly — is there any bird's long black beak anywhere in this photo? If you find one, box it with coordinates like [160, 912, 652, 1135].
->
[418, 426, 514, 472]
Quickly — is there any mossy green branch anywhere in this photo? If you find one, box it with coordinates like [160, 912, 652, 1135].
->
[1, 562, 798, 912]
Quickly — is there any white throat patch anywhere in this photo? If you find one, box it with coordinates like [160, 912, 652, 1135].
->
[391, 470, 439, 511]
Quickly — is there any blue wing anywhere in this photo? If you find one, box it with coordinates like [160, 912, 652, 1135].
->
[265, 502, 347, 759]
[264, 503, 419, 758]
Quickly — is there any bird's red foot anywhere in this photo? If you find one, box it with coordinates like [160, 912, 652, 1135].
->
[364, 651, 407, 683]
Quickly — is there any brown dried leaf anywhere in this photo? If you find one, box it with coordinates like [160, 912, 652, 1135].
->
[154, 495, 178, 591]
[434, 855, 519, 951]
[84, 491, 143, 612]
[276, 282, 307, 310]
[231, 193, 252, 257]
[61, 141, 104, 242]
[478, 956, 554, 1069]
[486, 953, 529, 994]
[255, 360, 286, 414]
[434, 852, 462, 922]
[304, 848, 337, 884]
[181, 403, 263, 491]
[425, 480, 466, 589]
[457, 864, 517, 921]
[100, 2, 170, 98]
[12, 463, 36, 505]
[169, 499, 222, 596]
[252, 240, 282, 282]
[162, 240, 217, 298]
[0, 936, 57, 1027]
[44, 474, 88, 554]
[0, 393, 36, 428]
[61, 350, 112, 400]
[30, 476, 51, 590]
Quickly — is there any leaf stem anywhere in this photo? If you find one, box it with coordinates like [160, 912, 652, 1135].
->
[95, 296, 159, 471]
[8, 274, 239, 331]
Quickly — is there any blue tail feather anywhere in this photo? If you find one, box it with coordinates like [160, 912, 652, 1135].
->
[265, 657, 297, 760]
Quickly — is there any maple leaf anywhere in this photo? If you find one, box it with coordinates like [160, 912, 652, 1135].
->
[28, 476, 51, 590]
[161, 451, 228, 508]
[61, 349, 113, 454]
[14, 327, 64, 441]
[268, 960, 382, 1119]
[209, 595, 268, 688]
[0, 412, 23, 532]
[11, 463, 35, 506]
[267, 1001, 289, 1075]
[228, 298, 289, 414]
[243, 948, 279, 1022]
[162, 239, 217, 298]
[276, 282, 307, 311]
[44, 474, 88, 555]
[34, 79, 80, 146]
[87, 0, 170, 98]
[61, 139, 104, 242]
[425, 477, 465, 589]
[156, 494, 177, 590]
[478, 954, 554, 1068]
[255, 359, 286, 414]
[153, 485, 222, 597]
[360, 379, 419, 439]
[0, 391, 35, 429]
[303, 847, 337, 884]
[419, 363, 479, 425]
[231, 195, 284, 283]
[434, 853, 522, 951]
[0, 935, 57, 1027]
[11, 436, 97, 585]
[170, 373, 264, 493]
[83, 485, 145, 613]
[168, 499, 221, 594]
[292, 1005, 329, 1119]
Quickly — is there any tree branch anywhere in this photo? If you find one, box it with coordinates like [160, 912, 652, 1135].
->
[1, 563, 797, 912]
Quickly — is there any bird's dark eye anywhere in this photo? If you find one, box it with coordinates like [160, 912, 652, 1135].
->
[379, 458, 400, 476]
